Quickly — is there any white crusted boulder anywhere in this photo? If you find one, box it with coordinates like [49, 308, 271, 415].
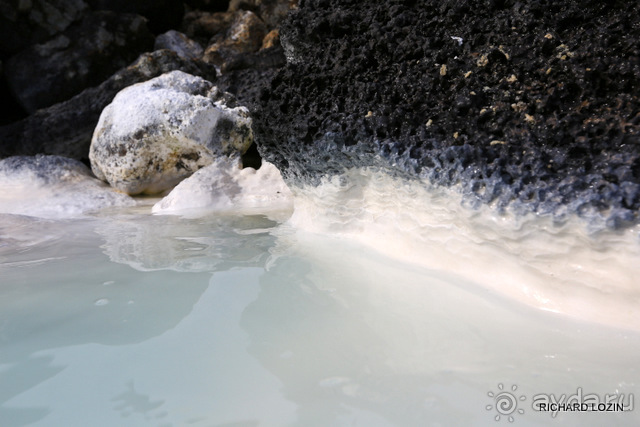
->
[89, 70, 254, 195]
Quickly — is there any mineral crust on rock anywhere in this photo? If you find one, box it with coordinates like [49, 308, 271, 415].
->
[152, 157, 292, 214]
[90, 70, 254, 195]
[0, 50, 217, 161]
[254, 0, 640, 228]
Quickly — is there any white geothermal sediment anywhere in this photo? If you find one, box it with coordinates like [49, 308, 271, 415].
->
[286, 167, 640, 330]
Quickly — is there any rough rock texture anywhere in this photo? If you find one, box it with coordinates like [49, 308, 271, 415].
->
[229, 0, 297, 29]
[155, 30, 204, 60]
[0, 0, 88, 56]
[215, 45, 284, 108]
[182, 10, 235, 45]
[255, 0, 640, 228]
[90, 70, 254, 195]
[203, 10, 267, 68]
[0, 154, 134, 218]
[0, 50, 217, 161]
[85, 0, 184, 33]
[4, 11, 154, 113]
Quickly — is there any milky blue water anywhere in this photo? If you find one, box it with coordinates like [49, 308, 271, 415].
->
[1, 208, 639, 426]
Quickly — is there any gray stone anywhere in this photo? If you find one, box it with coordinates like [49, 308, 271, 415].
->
[4, 10, 154, 113]
[89, 70, 254, 195]
[0, 0, 88, 56]
[155, 30, 204, 61]
[0, 50, 217, 161]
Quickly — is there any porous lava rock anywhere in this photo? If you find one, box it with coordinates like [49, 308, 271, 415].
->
[228, 0, 298, 29]
[4, 11, 154, 113]
[0, 50, 217, 161]
[254, 0, 640, 228]
[90, 70, 254, 195]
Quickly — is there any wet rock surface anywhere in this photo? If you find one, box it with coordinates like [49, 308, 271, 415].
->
[0, 50, 216, 161]
[90, 70, 253, 195]
[254, 0, 640, 228]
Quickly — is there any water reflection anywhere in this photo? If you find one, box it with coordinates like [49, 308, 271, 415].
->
[95, 212, 279, 272]
[241, 230, 640, 426]
[1, 213, 639, 426]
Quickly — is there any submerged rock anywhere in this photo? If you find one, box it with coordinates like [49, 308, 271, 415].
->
[4, 11, 154, 113]
[254, 0, 640, 228]
[0, 50, 217, 161]
[152, 157, 292, 215]
[0, 155, 134, 218]
[90, 70, 254, 195]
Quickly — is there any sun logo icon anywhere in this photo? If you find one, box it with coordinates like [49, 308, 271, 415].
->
[486, 383, 526, 422]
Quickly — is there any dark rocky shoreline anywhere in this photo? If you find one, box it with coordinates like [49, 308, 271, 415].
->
[254, 0, 640, 228]
[1, 0, 639, 229]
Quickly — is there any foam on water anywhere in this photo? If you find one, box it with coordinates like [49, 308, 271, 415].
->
[287, 167, 640, 330]
[0, 155, 135, 219]
[152, 158, 293, 218]
[1, 170, 640, 425]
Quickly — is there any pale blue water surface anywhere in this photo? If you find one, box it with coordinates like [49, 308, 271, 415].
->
[1, 206, 639, 427]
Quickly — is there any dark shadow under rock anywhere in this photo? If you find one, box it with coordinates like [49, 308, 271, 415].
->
[0, 0, 88, 57]
[4, 11, 154, 113]
[85, 0, 185, 34]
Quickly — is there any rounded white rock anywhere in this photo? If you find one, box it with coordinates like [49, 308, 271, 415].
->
[89, 70, 254, 195]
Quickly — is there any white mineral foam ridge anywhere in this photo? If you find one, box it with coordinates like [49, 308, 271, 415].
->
[287, 167, 640, 330]
[0, 156, 135, 219]
[152, 158, 293, 218]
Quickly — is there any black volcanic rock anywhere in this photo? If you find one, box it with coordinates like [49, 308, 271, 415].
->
[4, 11, 154, 113]
[254, 0, 640, 228]
[0, 0, 88, 57]
[85, 0, 184, 34]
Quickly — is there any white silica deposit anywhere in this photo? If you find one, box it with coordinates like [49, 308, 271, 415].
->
[287, 167, 640, 331]
[0, 155, 135, 219]
[1, 161, 640, 426]
[152, 157, 293, 217]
